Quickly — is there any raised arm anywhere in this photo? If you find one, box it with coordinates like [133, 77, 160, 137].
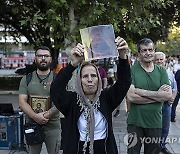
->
[44, 43, 83, 118]
[50, 43, 84, 116]
[69, 43, 84, 67]
[115, 36, 129, 59]
[106, 36, 131, 109]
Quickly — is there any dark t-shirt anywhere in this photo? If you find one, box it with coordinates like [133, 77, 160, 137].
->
[175, 70, 180, 92]
[98, 67, 107, 79]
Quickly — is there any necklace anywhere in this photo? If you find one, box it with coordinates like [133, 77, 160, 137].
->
[36, 71, 51, 89]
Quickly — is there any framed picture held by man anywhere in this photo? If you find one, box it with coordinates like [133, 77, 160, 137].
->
[28, 95, 50, 113]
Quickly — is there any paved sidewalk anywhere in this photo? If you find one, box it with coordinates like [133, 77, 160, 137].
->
[0, 93, 180, 153]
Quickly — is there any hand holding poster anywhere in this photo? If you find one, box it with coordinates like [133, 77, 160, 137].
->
[80, 25, 118, 61]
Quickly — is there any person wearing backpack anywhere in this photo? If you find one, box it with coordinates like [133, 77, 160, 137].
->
[18, 46, 61, 154]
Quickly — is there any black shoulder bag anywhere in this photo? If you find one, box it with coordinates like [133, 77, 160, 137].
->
[24, 71, 57, 145]
[24, 123, 45, 145]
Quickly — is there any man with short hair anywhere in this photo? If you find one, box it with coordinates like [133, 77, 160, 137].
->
[154, 51, 177, 154]
[19, 46, 61, 154]
[126, 38, 172, 154]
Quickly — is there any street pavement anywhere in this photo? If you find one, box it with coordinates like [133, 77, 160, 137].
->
[0, 92, 180, 154]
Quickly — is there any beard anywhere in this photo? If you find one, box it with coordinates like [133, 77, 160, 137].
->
[36, 61, 51, 71]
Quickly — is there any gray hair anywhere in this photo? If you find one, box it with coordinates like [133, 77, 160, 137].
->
[137, 38, 154, 53]
[154, 51, 166, 59]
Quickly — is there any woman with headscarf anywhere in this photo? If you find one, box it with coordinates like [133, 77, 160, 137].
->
[50, 36, 131, 154]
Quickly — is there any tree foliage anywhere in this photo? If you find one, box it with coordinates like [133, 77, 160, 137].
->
[156, 25, 180, 55]
[0, 0, 179, 63]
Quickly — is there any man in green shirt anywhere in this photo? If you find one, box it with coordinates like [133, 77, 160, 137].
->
[126, 38, 172, 154]
[19, 46, 61, 154]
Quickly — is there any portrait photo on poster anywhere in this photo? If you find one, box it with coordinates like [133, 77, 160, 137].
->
[80, 24, 118, 61]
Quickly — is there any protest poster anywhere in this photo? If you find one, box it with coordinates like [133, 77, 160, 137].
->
[80, 24, 118, 61]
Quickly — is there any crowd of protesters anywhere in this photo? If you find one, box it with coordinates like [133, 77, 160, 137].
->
[18, 35, 180, 154]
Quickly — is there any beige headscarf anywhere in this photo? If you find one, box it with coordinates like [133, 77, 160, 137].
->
[75, 62, 102, 154]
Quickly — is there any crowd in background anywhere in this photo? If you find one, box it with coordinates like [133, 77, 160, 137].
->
[129, 54, 180, 73]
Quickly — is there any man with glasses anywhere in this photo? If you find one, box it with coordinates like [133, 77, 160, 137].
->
[126, 38, 172, 154]
[19, 46, 61, 154]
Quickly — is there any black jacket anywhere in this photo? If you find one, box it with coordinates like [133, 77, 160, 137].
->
[50, 58, 131, 154]
[175, 70, 180, 92]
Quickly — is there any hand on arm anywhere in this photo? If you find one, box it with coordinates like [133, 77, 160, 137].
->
[115, 36, 129, 59]
[135, 84, 172, 102]
[169, 91, 177, 104]
[43, 106, 59, 119]
[126, 85, 156, 104]
[70, 43, 84, 67]
[19, 94, 49, 125]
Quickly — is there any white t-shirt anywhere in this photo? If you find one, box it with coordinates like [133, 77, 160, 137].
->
[173, 63, 180, 73]
[113, 63, 117, 73]
[78, 109, 107, 141]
